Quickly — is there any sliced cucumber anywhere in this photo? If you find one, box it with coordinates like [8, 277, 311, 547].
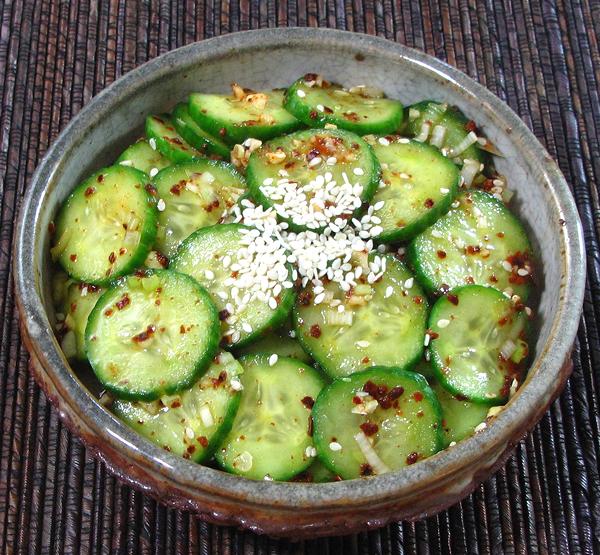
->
[313, 367, 443, 479]
[172, 103, 231, 159]
[428, 285, 529, 404]
[188, 89, 301, 145]
[408, 190, 534, 299]
[293, 253, 428, 379]
[294, 459, 338, 483]
[145, 114, 202, 163]
[50, 165, 158, 285]
[215, 354, 325, 481]
[236, 321, 312, 364]
[365, 136, 460, 242]
[86, 269, 219, 401]
[55, 281, 104, 361]
[153, 160, 246, 257]
[171, 224, 295, 349]
[113, 351, 243, 462]
[284, 76, 404, 135]
[116, 139, 170, 176]
[404, 100, 492, 170]
[246, 128, 380, 232]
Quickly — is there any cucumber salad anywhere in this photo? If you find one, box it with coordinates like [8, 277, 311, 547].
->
[50, 74, 535, 482]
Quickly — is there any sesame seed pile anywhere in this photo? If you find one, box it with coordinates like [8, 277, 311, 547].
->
[220, 167, 388, 313]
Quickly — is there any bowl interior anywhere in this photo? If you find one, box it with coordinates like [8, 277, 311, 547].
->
[17, 29, 584, 520]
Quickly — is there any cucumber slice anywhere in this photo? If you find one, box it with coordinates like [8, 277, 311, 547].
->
[153, 160, 246, 257]
[116, 139, 170, 176]
[171, 224, 296, 349]
[215, 354, 325, 481]
[312, 367, 443, 479]
[236, 323, 312, 364]
[293, 253, 428, 379]
[86, 269, 220, 401]
[172, 103, 231, 159]
[284, 76, 404, 135]
[405, 101, 492, 170]
[55, 281, 104, 361]
[145, 114, 202, 163]
[365, 136, 460, 242]
[50, 165, 158, 285]
[188, 89, 301, 145]
[428, 285, 529, 404]
[408, 190, 534, 299]
[246, 128, 380, 232]
[294, 459, 338, 483]
[113, 351, 243, 462]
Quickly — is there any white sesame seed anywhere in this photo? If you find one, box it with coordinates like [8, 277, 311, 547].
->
[230, 379, 243, 391]
[185, 427, 194, 439]
[297, 89, 306, 98]
[204, 269, 215, 280]
[242, 322, 253, 333]
[157, 199, 166, 211]
[385, 286, 393, 298]
[316, 104, 325, 112]
[308, 156, 321, 167]
[149, 167, 159, 177]
[502, 260, 513, 272]
[268, 297, 278, 310]
[437, 319, 450, 328]
[404, 278, 414, 289]
[517, 268, 529, 276]
[474, 422, 487, 433]
[424, 334, 431, 347]
[355, 340, 370, 348]
[305, 446, 317, 457]
[119, 159, 133, 166]
[373, 201, 385, 210]
[329, 441, 342, 452]
[378, 137, 390, 146]
[440, 187, 450, 194]
[269, 353, 279, 366]
[263, 177, 274, 186]
[148, 138, 157, 150]
[353, 167, 364, 176]
[326, 156, 337, 165]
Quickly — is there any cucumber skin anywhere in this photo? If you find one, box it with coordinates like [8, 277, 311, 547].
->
[188, 93, 302, 146]
[284, 79, 405, 136]
[85, 269, 221, 402]
[371, 139, 461, 244]
[245, 128, 381, 233]
[215, 354, 326, 481]
[428, 284, 528, 405]
[407, 190, 533, 300]
[312, 366, 444, 478]
[53, 165, 158, 286]
[172, 103, 231, 159]
[171, 223, 296, 350]
[145, 114, 201, 163]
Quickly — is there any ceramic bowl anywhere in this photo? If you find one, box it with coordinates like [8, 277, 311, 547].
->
[14, 28, 585, 538]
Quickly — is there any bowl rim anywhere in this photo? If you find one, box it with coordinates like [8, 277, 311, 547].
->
[14, 27, 586, 511]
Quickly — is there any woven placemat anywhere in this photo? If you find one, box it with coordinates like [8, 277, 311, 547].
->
[1, 1, 599, 553]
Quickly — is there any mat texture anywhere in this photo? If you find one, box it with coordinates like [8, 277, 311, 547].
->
[1, 1, 599, 553]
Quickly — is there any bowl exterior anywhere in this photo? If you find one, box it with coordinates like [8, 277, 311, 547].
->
[13, 28, 586, 538]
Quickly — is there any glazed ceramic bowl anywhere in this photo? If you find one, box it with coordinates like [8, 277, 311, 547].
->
[14, 28, 585, 538]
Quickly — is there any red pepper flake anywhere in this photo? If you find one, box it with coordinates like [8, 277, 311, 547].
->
[145, 183, 158, 196]
[464, 120, 478, 133]
[97, 174, 104, 183]
[465, 276, 475, 284]
[48, 221, 56, 235]
[85, 186, 96, 197]
[361, 356, 370, 364]
[359, 422, 379, 436]
[466, 245, 481, 255]
[132, 325, 156, 343]
[309, 110, 319, 119]
[497, 232, 505, 238]
[218, 309, 230, 321]
[204, 199, 220, 212]
[360, 463, 374, 476]
[307, 415, 314, 437]
[406, 452, 420, 465]
[69, 254, 77, 262]
[169, 180, 186, 195]
[309, 324, 321, 338]
[413, 296, 423, 305]
[323, 106, 333, 114]
[298, 290, 312, 306]
[447, 294, 459, 305]
[104, 308, 114, 317]
[416, 409, 424, 418]
[198, 436, 209, 448]
[180, 324, 186, 334]
[108, 252, 116, 264]
[437, 250, 447, 259]
[424, 198, 434, 208]
[344, 112, 359, 122]
[219, 128, 226, 137]
[155, 251, 169, 268]
[70, 302, 77, 313]
[116, 294, 130, 310]
[168, 136, 183, 145]
[426, 329, 439, 340]
[352, 395, 363, 404]
[413, 391, 424, 402]
[211, 370, 228, 388]
[230, 270, 239, 279]
[187, 445, 196, 454]
[170, 400, 181, 408]
[301, 396, 315, 409]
